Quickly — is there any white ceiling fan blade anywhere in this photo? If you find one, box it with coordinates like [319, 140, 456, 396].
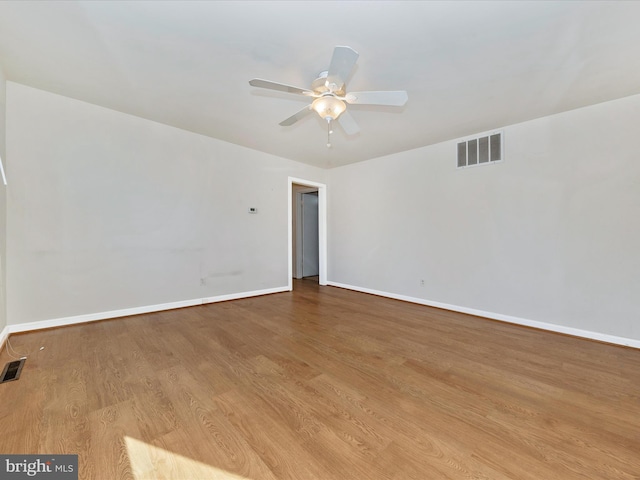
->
[337, 110, 360, 135]
[279, 105, 313, 126]
[345, 90, 408, 106]
[325, 46, 359, 93]
[249, 79, 314, 96]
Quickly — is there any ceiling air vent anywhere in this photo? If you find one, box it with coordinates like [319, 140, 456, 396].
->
[457, 131, 503, 168]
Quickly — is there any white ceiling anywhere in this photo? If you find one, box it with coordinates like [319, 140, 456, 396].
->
[1, 1, 640, 168]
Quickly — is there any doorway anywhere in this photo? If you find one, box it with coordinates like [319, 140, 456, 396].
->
[296, 190, 319, 279]
[288, 177, 327, 290]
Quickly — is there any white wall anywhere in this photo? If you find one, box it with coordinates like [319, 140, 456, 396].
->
[6, 82, 326, 325]
[328, 94, 640, 343]
[0, 65, 6, 337]
[5, 80, 640, 346]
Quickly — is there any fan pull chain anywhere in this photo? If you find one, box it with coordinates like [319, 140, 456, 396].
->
[326, 119, 332, 148]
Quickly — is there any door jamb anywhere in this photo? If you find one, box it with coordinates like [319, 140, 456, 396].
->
[288, 177, 327, 290]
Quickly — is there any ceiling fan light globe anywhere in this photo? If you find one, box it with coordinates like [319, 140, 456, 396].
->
[311, 96, 346, 121]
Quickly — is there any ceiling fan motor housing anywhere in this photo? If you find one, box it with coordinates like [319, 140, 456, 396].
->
[312, 70, 346, 96]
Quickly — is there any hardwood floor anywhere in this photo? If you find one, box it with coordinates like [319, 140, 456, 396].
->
[1, 279, 640, 479]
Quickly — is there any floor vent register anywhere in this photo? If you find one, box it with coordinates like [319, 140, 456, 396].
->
[0, 359, 25, 384]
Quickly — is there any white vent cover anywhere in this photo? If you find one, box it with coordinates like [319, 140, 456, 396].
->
[457, 131, 503, 168]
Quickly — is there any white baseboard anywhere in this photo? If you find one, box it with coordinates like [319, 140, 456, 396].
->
[0, 325, 9, 352]
[200, 286, 288, 305]
[327, 281, 640, 350]
[4, 286, 289, 337]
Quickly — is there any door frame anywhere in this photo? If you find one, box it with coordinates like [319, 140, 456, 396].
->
[295, 188, 319, 279]
[288, 177, 327, 290]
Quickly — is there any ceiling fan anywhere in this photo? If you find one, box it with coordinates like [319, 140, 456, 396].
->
[249, 46, 408, 147]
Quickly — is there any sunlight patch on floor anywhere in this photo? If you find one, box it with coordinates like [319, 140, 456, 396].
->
[125, 436, 252, 480]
